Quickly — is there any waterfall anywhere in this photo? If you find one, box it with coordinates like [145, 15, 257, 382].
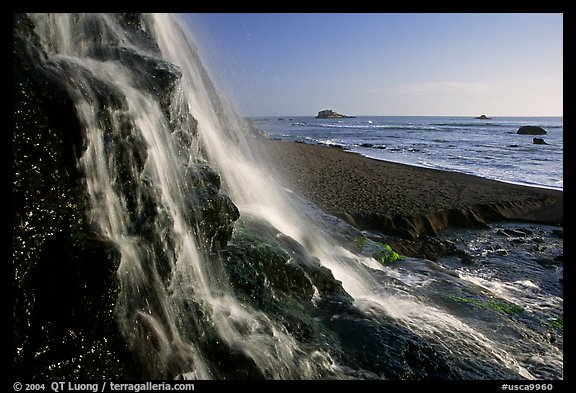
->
[25, 13, 339, 379]
[20, 13, 562, 380]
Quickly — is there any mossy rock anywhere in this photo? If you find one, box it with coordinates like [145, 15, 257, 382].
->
[446, 295, 524, 315]
[354, 235, 403, 265]
[545, 316, 563, 332]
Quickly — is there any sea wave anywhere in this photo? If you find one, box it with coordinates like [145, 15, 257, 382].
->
[296, 123, 441, 131]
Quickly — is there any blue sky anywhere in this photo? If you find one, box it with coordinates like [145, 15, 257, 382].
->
[180, 13, 563, 117]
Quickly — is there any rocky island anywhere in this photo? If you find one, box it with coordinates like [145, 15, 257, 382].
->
[475, 114, 491, 119]
[316, 109, 355, 119]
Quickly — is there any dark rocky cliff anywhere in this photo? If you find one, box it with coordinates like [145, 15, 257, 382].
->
[12, 13, 240, 379]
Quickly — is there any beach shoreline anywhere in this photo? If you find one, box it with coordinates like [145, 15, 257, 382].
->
[256, 138, 563, 241]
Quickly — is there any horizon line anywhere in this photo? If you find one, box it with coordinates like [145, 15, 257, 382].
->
[242, 114, 564, 118]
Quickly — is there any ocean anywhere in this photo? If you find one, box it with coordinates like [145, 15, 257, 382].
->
[250, 116, 563, 191]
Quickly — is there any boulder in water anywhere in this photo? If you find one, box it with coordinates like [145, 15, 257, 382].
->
[533, 137, 548, 145]
[517, 125, 547, 135]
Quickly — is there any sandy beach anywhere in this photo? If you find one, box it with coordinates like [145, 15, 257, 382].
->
[257, 138, 563, 240]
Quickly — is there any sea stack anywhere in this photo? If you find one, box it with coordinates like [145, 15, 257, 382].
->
[316, 109, 355, 119]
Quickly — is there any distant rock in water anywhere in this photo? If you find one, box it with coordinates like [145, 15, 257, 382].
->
[517, 125, 547, 135]
[533, 137, 548, 145]
[316, 109, 355, 119]
[475, 114, 491, 119]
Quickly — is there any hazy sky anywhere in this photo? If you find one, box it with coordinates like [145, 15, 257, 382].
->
[181, 13, 563, 117]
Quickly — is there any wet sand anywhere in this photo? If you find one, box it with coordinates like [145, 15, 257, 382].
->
[257, 139, 563, 240]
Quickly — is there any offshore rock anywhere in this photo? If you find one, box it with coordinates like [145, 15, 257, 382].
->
[316, 109, 355, 119]
[517, 125, 547, 135]
[533, 137, 548, 145]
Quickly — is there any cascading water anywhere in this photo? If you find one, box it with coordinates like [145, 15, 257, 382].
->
[18, 13, 562, 380]
[25, 12, 342, 380]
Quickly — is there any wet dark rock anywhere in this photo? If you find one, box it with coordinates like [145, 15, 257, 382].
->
[313, 299, 459, 379]
[181, 163, 240, 251]
[12, 13, 240, 379]
[13, 13, 136, 379]
[386, 236, 471, 263]
[224, 219, 351, 310]
[535, 257, 562, 269]
[223, 218, 355, 362]
[348, 206, 491, 241]
[459, 253, 476, 265]
[86, 45, 182, 116]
